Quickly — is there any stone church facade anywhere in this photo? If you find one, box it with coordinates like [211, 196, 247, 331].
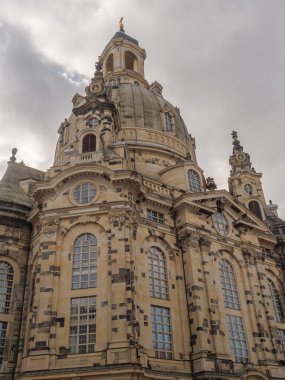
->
[0, 27, 285, 380]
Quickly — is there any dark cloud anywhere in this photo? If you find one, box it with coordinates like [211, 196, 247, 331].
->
[0, 0, 284, 217]
[0, 22, 85, 172]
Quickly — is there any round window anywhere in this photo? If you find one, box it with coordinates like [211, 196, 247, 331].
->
[212, 212, 229, 236]
[244, 183, 253, 195]
[73, 183, 96, 204]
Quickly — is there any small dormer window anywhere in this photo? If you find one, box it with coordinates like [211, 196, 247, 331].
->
[164, 112, 174, 133]
[187, 169, 201, 192]
[248, 200, 263, 219]
[244, 183, 253, 195]
[86, 118, 100, 129]
[108, 79, 117, 88]
[106, 54, 113, 73]
[125, 51, 137, 70]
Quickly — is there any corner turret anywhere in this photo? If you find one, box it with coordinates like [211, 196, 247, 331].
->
[228, 132, 285, 239]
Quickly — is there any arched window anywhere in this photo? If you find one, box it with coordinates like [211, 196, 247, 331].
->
[148, 247, 168, 299]
[72, 234, 97, 289]
[164, 112, 174, 133]
[106, 54, 113, 72]
[248, 200, 263, 219]
[187, 170, 201, 192]
[125, 51, 137, 70]
[219, 260, 240, 309]
[0, 262, 13, 314]
[82, 134, 96, 153]
[244, 183, 253, 195]
[268, 279, 283, 322]
[213, 212, 229, 236]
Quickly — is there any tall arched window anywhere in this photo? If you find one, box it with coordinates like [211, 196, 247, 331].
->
[72, 234, 97, 289]
[268, 279, 283, 322]
[82, 134, 96, 153]
[106, 53, 114, 72]
[0, 262, 13, 314]
[125, 51, 137, 70]
[219, 260, 240, 309]
[248, 200, 263, 220]
[187, 170, 201, 192]
[164, 112, 174, 133]
[148, 247, 168, 299]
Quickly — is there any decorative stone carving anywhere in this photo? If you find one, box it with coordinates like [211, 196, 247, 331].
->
[198, 236, 211, 248]
[216, 197, 226, 212]
[108, 209, 130, 226]
[206, 177, 217, 190]
[100, 117, 113, 158]
[178, 231, 192, 249]
[243, 249, 262, 265]
[40, 217, 60, 239]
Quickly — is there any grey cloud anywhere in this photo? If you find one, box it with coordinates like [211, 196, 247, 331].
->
[0, 22, 85, 172]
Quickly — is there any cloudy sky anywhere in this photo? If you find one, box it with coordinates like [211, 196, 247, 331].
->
[0, 0, 284, 217]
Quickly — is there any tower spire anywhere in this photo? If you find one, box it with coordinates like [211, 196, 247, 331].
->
[231, 130, 243, 153]
[229, 131, 252, 175]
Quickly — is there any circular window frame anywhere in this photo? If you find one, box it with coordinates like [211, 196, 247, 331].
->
[70, 181, 99, 206]
[212, 211, 230, 236]
[244, 183, 253, 195]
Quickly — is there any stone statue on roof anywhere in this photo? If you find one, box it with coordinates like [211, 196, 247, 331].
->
[119, 17, 125, 32]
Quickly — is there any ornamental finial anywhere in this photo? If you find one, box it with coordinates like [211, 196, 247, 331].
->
[8, 148, 17, 163]
[119, 17, 125, 32]
[231, 130, 243, 152]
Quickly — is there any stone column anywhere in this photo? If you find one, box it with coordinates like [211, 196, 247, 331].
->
[23, 216, 60, 370]
[106, 208, 136, 364]
[178, 231, 213, 373]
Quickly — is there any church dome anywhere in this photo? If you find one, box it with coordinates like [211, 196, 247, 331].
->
[54, 29, 195, 167]
[110, 83, 191, 144]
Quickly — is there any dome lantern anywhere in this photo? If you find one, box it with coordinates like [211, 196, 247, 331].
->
[99, 25, 148, 87]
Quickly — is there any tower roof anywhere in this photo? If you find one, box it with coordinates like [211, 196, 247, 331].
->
[0, 162, 44, 214]
[110, 31, 138, 45]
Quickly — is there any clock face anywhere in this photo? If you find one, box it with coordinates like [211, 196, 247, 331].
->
[90, 83, 101, 93]
[237, 153, 245, 161]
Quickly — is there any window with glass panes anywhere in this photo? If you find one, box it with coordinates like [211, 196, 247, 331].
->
[268, 279, 283, 322]
[248, 200, 263, 219]
[82, 133, 96, 153]
[148, 247, 168, 299]
[0, 322, 7, 364]
[86, 118, 100, 129]
[73, 183, 96, 204]
[69, 297, 96, 354]
[278, 329, 285, 345]
[72, 234, 97, 289]
[147, 209, 164, 224]
[219, 260, 240, 309]
[109, 79, 117, 87]
[187, 170, 201, 192]
[151, 306, 172, 359]
[0, 262, 13, 314]
[213, 212, 229, 236]
[226, 315, 248, 363]
[164, 112, 174, 132]
[244, 183, 253, 194]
